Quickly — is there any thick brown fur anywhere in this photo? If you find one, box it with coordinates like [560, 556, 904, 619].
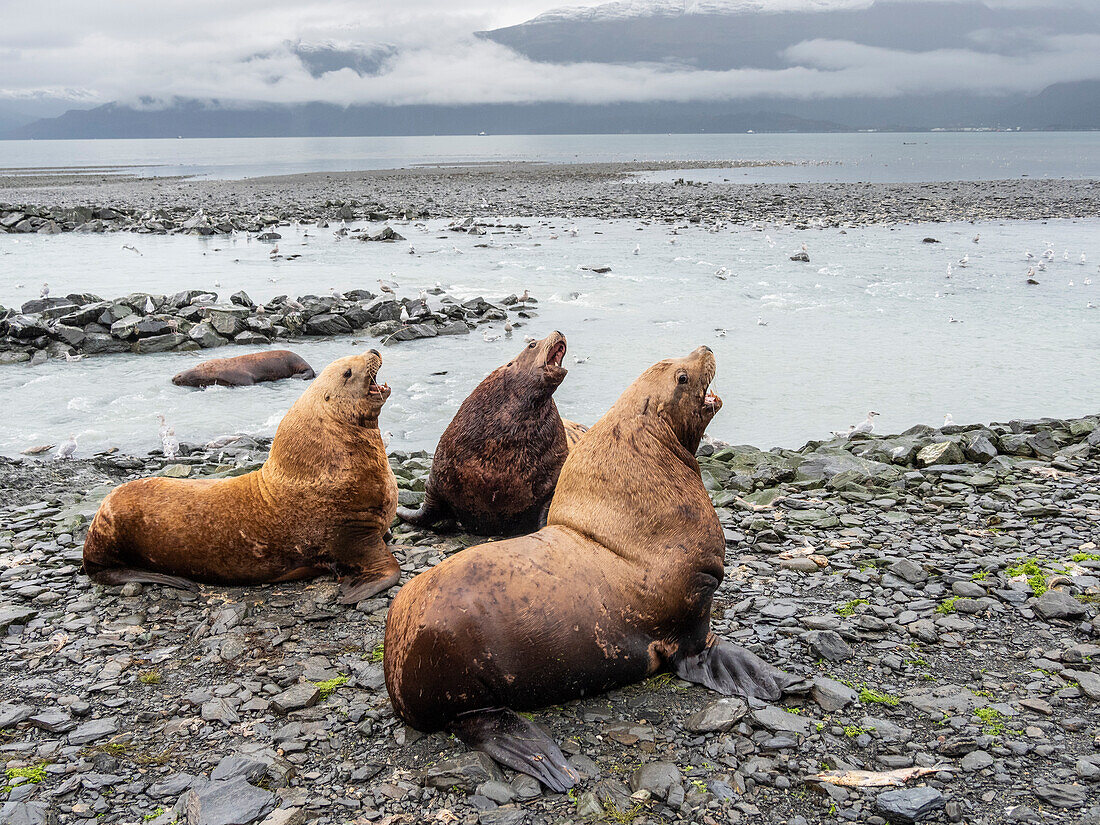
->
[396, 331, 574, 536]
[385, 347, 726, 732]
[84, 350, 399, 603]
[172, 350, 315, 387]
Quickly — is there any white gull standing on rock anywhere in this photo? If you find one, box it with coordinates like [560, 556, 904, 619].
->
[943, 414, 954, 427]
[162, 428, 179, 460]
[56, 435, 77, 460]
[850, 411, 879, 436]
[40, 283, 50, 298]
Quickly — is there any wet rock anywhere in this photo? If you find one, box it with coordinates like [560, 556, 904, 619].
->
[424, 753, 504, 792]
[806, 629, 852, 662]
[270, 684, 320, 714]
[685, 697, 748, 732]
[1034, 589, 1088, 621]
[1032, 781, 1087, 808]
[185, 777, 276, 825]
[630, 762, 682, 803]
[875, 787, 945, 823]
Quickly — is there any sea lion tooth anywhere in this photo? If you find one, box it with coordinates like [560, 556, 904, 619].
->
[384, 346, 793, 789]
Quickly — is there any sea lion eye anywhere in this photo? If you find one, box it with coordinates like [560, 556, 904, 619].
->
[528, 342, 536, 349]
[677, 373, 688, 385]
[343, 369, 352, 378]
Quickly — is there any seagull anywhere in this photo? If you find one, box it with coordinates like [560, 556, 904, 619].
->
[943, 413, 954, 427]
[504, 320, 513, 335]
[287, 298, 305, 311]
[408, 245, 416, 255]
[64, 351, 84, 362]
[1026, 268, 1040, 285]
[121, 244, 143, 256]
[972, 234, 980, 244]
[757, 317, 768, 326]
[483, 329, 500, 343]
[270, 245, 280, 258]
[382, 431, 393, 448]
[1063, 250, 1070, 261]
[213, 280, 221, 288]
[157, 414, 170, 442]
[1085, 278, 1093, 285]
[957, 254, 969, 267]
[519, 289, 530, 308]
[1080, 253, 1087, 265]
[1025, 249, 1034, 260]
[56, 435, 77, 460]
[40, 283, 49, 298]
[144, 297, 156, 314]
[400, 305, 410, 323]
[330, 287, 345, 300]
[946, 263, 953, 278]
[949, 316, 962, 323]
[573, 356, 590, 364]
[162, 427, 179, 460]
[378, 279, 396, 296]
[715, 267, 730, 280]
[256, 304, 266, 316]
[633, 244, 640, 255]
[831, 425, 855, 439]
[851, 411, 879, 436]
[715, 328, 727, 338]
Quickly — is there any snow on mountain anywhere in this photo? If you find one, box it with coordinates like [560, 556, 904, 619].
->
[529, 0, 871, 24]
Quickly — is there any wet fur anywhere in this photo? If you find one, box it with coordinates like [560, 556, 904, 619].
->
[384, 347, 725, 731]
[172, 350, 315, 388]
[397, 332, 573, 536]
[84, 351, 397, 598]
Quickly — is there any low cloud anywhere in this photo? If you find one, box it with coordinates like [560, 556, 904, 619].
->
[0, 0, 1097, 110]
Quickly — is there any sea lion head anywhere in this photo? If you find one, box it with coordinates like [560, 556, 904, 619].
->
[617, 346, 721, 453]
[312, 349, 390, 427]
[502, 331, 568, 390]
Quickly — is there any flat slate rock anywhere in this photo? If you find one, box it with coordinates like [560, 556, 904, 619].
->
[875, 787, 945, 824]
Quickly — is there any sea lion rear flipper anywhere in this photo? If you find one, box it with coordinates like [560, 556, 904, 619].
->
[672, 636, 796, 702]
[451, 708, 578, 794]
[395, 486, 451, 529]
[89, 567, 199, 592]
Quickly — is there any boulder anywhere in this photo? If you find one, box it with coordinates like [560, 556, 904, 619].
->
[916, 441, 966, 467]
[304, 314, 352, 336]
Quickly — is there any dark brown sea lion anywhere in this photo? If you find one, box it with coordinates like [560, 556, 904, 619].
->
[384, 347, 793, 791]
[84, 350, 399, 603]
[172, 350, 315, 387]
[396, 331, 577, 536]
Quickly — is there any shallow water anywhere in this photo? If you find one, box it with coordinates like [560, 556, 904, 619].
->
[1, 217, 1098, 458]
[2, 132, 1099, 182]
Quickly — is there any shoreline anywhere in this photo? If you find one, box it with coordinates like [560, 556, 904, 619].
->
[2, 162, 1099, 228]
[0, 412, 1098, 823]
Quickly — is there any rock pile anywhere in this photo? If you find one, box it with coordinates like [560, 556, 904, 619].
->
[0, 289, 537, 365]
[0, 413, 1097, 824]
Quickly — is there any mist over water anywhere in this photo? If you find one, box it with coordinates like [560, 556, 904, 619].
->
[2, 215, 1097, 458]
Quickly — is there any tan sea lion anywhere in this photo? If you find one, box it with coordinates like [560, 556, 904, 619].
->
[84, 349, 399, 603]
[172, 350, 315, 387]
[384, 346, 793, 791]
[396, 331, 579, 536]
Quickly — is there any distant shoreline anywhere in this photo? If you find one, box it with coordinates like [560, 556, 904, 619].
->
[2, 162, 1099, 228]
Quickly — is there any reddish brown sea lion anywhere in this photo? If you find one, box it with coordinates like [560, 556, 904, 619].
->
[396, 331, 577, 536]
[172, 350, 315, 387]
[384, 346, 793, 791]
[84, 350, 399, 603]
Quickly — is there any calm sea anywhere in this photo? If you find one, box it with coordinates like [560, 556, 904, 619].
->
[1, 131, 1098, 182]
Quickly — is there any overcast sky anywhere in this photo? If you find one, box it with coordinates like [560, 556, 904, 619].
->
[1, 0, 1098, 109]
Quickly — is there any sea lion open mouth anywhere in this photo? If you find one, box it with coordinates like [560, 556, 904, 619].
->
[546, 340, 567, 368]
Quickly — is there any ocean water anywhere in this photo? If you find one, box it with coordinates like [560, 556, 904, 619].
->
[2, 131, 1099, 182]
[1, 216, 1097, 458]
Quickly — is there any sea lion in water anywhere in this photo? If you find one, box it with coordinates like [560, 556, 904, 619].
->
[396, 331, 582, 536]
[172, 350, 315, 387]
[384, 347, 794, 791]
[84, 350, 399, 603]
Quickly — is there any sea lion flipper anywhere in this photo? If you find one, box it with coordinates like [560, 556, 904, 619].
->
[672, 637, 796, 702]
[451, 708, 578, 794]
[88, 567, 199, 592]
[338, 569, 400, 605]
[396, 486, 451, 529]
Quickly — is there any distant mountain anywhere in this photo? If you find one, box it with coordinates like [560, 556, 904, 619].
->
[2, 98, 848, 139]
[479, 0, 1100, 71]
[999, 80, 1100, 130]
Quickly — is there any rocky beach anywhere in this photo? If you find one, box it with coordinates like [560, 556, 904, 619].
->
[2, 163, 1100, 231]
[1, 412, 1099, 825]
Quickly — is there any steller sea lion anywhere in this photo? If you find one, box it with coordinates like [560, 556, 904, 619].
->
[396, 331, 582, 536]
[383, 346, 794, 792]
[84, 349, 399, 604]
[172, 350, 315, 387]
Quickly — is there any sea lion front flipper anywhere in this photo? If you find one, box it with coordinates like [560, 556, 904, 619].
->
[338, 569, 400, 605]
[451, 708, 579, 794]
[395, 485, 451, 529]
[672, 636, 796, 701]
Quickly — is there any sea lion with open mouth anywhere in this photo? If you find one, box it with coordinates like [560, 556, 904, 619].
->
[384, 346, 794, 791]
[397, 330, 582, 536]
[84, 349, 399, 604]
